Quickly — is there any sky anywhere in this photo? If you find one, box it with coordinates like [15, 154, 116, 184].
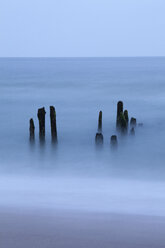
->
[0, 0, 165, 57]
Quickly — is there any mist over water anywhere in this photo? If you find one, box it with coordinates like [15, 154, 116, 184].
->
[0, 57, 165, 216]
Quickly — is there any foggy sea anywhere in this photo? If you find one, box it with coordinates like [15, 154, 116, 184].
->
[0, 57, 165, 216]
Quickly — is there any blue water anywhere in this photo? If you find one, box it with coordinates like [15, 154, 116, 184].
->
[1, 57, 165, 217]
[0, 57, 165, 179]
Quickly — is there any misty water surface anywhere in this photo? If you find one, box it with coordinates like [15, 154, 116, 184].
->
[0, 57, 164, 178]
[0, 57, 165, 216]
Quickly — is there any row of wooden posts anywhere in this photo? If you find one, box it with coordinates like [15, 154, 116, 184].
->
[29, 101, 139, 145]
[95, 101, 138, 146]
[29, 106, 57, 143]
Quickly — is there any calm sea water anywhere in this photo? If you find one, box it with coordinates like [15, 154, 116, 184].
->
[0, 57, 165, 216]
[0, 57, 165, 178]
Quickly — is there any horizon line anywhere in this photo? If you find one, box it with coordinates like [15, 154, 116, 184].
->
[0, 55, 165, 59]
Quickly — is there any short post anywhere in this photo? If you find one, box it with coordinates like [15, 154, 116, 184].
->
[29, 118, 35, 141]
[130, 117, 136, 127]
[98, 111, 102, 132]
[37, 107, 46, 141]
[110, 135, 118, 146]
[50, 106, 57, 142]
[95, 133, 103, 145]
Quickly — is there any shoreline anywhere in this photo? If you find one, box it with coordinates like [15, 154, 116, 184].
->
[1, 207, 165, 248]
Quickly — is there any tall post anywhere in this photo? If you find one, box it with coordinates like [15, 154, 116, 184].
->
[50, 106, 57, 142]
[98, 111, 102, 132]
[119, 112, 127, 133]
[116, 101, 123, 127]
[124, 110, 129, 125]
[37, 107, 46, 141]
[29, 118, 35, 141]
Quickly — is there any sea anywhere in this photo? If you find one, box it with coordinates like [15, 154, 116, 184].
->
[0, 57, 165, 216]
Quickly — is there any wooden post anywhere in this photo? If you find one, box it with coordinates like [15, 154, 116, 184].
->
[95, 133, 103, 145]
[116, 101, 123, 127]
[98, 111, 102, 132]
[130, 117, 136, 127]
[124, 110, 129, 125]
[110, 135, 118, 146]
[50, 106, 57, 142]
[119, 112, 127, 133]
[29, 118, 35, 141]
[37, 107, 46, 140]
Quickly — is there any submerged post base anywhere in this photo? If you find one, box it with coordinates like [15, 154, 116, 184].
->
[95, 133, 103, 145]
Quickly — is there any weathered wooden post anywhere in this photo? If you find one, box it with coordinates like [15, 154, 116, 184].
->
[116, 101, 123, 127]
[124, 110, 129, 125]
[95, 133, 103, 145]
[130, 117, 136, 127]
[50, 106, 57, 142]
[37, 107, 46, 141]
[110, 135, 118, 146]
[29, 118, 35, 141]
[98, 111, 102, 132]
[119, 112, 127, 133]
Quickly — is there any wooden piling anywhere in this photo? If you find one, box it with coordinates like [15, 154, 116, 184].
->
[119, 112, 127, 133]
[50, 106, 57, 142]
[98, 111, 102, 132]
[29, 118, 35, 141]
[116, 101, 123, 127]
[130, 117, 136, 127]
[37, 107, 46, 140]
[95, 133, 103, 145]
[124, 110, 129, 125]
[110, 135, 118, 146]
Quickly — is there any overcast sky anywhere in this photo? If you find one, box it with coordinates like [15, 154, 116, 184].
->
[0, 0, 164, 57]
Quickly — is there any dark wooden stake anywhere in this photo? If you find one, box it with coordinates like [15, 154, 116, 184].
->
[116, 101, 123, 127]
[98, 111, 102, 132]
[95, 133, 103, 145]
[50, 106, 57, 142]
[130, 117, 136, 127]
[119, 112, 127, 133]
[37, 107, 46, 140]
[110, 135, 118, 146]
[29, 118, 35, 141]
[124, 110, 129, 125]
